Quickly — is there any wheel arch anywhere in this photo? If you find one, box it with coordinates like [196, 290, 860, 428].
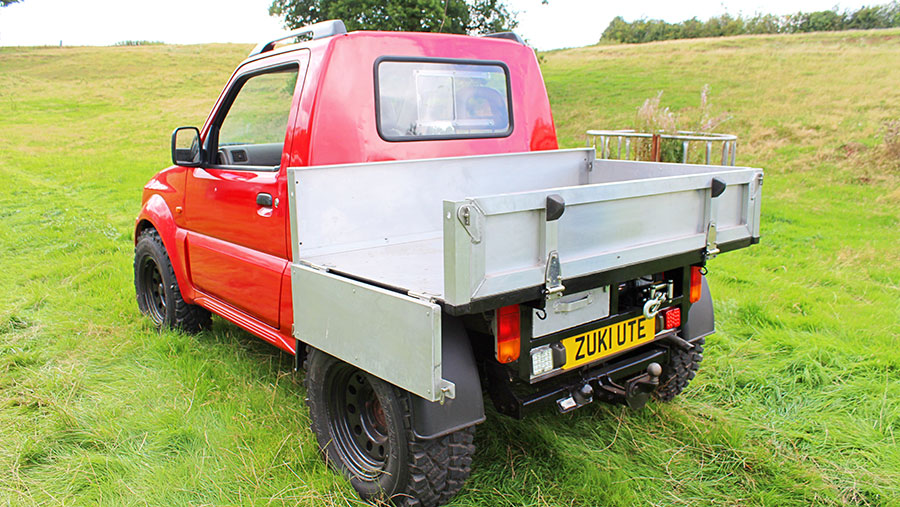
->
[135, 194, 194, 304]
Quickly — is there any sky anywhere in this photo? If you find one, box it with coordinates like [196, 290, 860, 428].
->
[0, 0, 880, 51]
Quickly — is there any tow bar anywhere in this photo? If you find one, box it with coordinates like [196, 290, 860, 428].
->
[557, 361, 662, 413]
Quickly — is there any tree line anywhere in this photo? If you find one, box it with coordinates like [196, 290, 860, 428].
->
[601, 2, 900, 44]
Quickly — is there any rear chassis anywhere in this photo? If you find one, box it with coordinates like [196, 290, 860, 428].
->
[460, 246, 735, 418]
[485, 342, 678, 418]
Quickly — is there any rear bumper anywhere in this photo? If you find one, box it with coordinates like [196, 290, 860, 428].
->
[486, 334, 702, 419]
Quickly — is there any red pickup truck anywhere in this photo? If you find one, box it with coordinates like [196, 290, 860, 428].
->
[134, 20, 763, 507]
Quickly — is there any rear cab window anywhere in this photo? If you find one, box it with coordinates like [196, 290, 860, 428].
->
[375, 58, 513, 141]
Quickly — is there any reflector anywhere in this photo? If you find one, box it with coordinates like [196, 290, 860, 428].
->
[690, 266, 702, 303]
[663, 307, 681, 329]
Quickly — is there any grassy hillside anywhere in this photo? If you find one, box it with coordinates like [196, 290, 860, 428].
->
[1, 30, 898, 506]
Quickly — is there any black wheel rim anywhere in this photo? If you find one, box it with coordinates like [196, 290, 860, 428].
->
[326, 365, 390, 479]
[139, 255, 167, 325]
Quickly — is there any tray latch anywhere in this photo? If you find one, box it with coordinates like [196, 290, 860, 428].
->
[705, 221, 720, 260]
[437, 379, 457, 404]
[456, 203, 484, 244]
[544, 250, 565, 300]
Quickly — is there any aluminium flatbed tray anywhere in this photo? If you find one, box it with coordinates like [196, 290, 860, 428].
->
[287, 148, 762, 310]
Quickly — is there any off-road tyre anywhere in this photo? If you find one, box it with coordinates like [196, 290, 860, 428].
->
[134, 228, 211, 333]
[654, 336, 705, 402]
[304, 348, 475, 507]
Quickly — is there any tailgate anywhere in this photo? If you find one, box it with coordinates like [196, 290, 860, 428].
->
[443, 159, 763, 307]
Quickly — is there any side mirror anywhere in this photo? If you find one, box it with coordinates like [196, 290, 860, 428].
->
[171, 126, 202, 167]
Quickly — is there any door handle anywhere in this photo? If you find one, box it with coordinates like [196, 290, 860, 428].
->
[256, 193, 273, 207]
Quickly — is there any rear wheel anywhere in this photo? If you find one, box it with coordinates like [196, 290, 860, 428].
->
[305, 349, 475, 506]
[654, 337, 705, 401]
[134, 228, 210, 332]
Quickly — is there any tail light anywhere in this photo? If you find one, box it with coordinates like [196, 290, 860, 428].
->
[495, 305, 520, 363]
[689, 266, 703, 303]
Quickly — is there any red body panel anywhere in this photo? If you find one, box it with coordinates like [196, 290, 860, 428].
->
[135, 31, 559, 353]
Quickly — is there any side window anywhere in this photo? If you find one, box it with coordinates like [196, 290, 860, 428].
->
[215, 65, 299, 168]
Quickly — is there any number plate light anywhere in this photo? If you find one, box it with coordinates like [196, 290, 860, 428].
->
[531, 345, 554, 376]
[530, 343, 567, 377]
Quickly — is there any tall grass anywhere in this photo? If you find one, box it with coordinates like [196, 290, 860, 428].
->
[884, 119, 900, 160]
[629, 85, 732, 163]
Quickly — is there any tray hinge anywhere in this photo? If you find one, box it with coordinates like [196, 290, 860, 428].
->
[408, 290, 440, 304]
[298, 259, 330, 272]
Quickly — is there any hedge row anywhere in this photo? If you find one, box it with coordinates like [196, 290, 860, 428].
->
[600, 3, 900, 44]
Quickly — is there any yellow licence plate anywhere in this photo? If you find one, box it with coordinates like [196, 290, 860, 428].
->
[562, 315, 656, 370]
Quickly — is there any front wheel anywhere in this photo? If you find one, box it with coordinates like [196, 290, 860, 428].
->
[304, 349, 475, 507]
[134, 228, 210, 332]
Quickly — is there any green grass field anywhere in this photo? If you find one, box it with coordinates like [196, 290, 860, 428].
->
[1, 29, 899, 506]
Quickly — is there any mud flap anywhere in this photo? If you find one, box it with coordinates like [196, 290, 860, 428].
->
[683, 276, 714, 341]
[410, 317, 485, 440]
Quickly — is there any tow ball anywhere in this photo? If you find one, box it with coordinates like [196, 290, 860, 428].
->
[625, 362, 663, 410]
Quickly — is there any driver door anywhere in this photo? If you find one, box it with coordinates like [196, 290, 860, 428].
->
[184, 51, 308, 328]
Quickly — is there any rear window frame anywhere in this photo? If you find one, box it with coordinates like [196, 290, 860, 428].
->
[373, 56, 515, 142]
